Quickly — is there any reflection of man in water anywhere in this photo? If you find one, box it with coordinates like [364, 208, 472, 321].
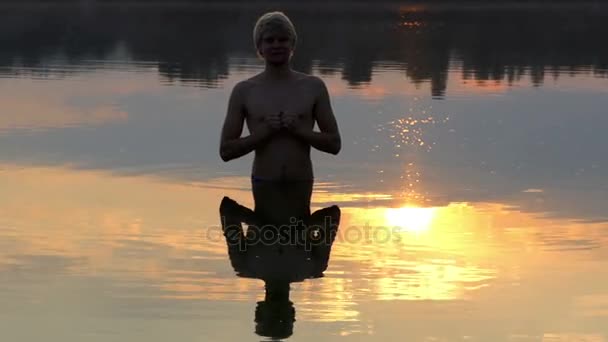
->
[219, 194, 340, 339]
[219, 11, 341, 183]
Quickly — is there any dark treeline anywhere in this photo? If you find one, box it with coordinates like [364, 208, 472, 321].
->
[1, 5, 607, 96]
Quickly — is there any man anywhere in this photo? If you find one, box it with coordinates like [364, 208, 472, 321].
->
[218, 15, 341, 335]
[219, 11, 340, 236]
[219, 11, 341, 181]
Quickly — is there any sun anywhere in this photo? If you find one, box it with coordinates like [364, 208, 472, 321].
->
[384, 207, 436, 233]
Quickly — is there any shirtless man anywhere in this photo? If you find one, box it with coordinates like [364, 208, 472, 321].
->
[219, 11, 341, 180]
[219, 12, 341, 221]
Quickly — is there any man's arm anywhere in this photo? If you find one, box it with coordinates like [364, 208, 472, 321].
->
[219, 82, 277, 162]
[291, 77, 341, 155]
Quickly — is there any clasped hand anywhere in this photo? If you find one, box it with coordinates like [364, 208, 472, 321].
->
[264, 111, 306, 135]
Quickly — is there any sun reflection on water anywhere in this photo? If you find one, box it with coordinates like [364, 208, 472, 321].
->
[384, 206, 437, 233]
[1, 164, 608, 334]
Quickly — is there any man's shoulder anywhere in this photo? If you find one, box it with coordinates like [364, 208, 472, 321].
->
[294, 73, 328, 96]
[231, 76, 260, 99]
[294, 71, 325, 85]
[233, 77, 258, 91]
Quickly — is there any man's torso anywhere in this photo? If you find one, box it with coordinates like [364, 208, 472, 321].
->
[241, 71, 319, 180]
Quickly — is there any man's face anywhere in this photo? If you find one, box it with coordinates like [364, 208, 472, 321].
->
[258, 30, 293, 66]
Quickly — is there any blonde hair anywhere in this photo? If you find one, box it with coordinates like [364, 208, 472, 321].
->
[253, 11, 297, 53]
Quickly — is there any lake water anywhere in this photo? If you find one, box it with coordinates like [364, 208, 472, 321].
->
[1, 3, 608, 341]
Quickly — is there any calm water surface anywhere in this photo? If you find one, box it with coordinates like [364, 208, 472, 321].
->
[1, 4, 608, 341]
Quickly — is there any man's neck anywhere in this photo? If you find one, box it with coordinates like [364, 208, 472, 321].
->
[263, 63, 293, 80]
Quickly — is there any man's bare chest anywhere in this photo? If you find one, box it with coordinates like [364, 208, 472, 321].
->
[244, 84, 316, 120]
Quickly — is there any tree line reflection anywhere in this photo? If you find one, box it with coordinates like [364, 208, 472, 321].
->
[1, 5, 607, 97]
